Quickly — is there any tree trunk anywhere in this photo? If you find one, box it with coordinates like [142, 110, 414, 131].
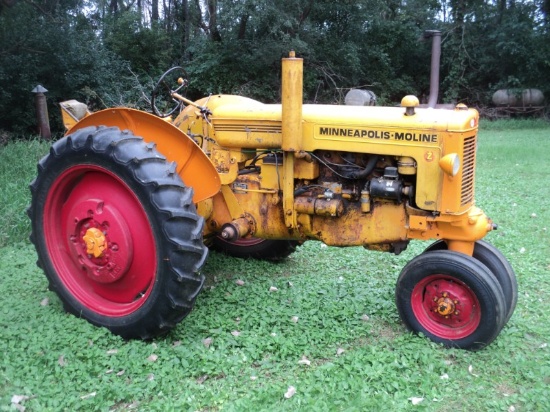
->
[238, 14, 249, 40]
[497, 0, 505, 24]
[207, 0, 221, 41]
[543, 0, 550, 26]
[152, 0, 159, 22]
[109, 0, 118, 14]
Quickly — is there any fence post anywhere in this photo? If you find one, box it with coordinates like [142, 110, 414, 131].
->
[31, 85, 51, 139]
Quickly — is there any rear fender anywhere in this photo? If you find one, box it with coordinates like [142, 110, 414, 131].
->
[67, 108, 220, 203]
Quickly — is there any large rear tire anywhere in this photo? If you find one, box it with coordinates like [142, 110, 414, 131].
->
[28, 126, 208, 339]
[396, 250, 507, 350]
[424, 240, 517, 323]
[212, 237, 299, 261]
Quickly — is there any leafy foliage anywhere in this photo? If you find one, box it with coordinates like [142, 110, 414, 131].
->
[1, 0, 549, 134]
[0, 2, 148, 135]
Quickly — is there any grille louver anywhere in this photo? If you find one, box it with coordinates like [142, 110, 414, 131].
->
[461, 136, 476, 206]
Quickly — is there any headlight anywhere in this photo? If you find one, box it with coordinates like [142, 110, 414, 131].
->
[439, 153, 460, 177]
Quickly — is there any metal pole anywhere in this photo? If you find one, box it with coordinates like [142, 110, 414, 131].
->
[32, 85, 51, 139]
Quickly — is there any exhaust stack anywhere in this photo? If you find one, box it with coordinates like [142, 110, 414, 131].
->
[424, 30, 442, 109]
[281, 51, 303, 151]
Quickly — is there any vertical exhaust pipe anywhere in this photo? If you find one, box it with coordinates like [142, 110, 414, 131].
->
[424, 30, 441, 108]
[281, 51, 303, 230]
[281, 50, 303, 151]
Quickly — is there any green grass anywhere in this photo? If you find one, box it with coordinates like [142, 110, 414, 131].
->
[479, 117, 550, 131]
[0, 139, 50, 247]
[1, 123, 550, 411]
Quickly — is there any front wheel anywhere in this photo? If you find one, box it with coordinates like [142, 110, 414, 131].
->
[396, 250, 507, 350]
[424, 240, 517, 323]
[28, 126, 208, 339]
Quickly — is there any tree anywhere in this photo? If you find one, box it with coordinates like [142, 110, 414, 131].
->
[1, 0, 548, 135]
[0, 1, 140, 134]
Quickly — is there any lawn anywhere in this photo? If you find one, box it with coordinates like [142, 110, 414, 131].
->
[1, 120, 549, 411]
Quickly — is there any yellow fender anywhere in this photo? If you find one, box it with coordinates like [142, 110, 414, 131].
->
[67, 108, 221, 203]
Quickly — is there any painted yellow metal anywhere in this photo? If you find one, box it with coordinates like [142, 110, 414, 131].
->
[282, 151, 297, 229]
[259, 159, 282, 190]
[401, 95, 420, 107]
[173, 95, 265, 147]
[437, 297, 455, 316]
[192, 97, 478, 213]
[177, 72, 488, 251]
[407, 205, 492, 255]
[196, 197, 213, 221]
[203, 192, 232, 238]
[66, 108, 221, 204]
[294, 197, 344, 217]
[294, 156, 319, 179]
[83, 228, 107, 258]
[60, 52, 492, 258]
[213, 171, 410, 246]
[439, 153, 460, 176]
[211, 104, 282, 149]
[401, 95, 420, 116]
[280, 52, 304, 230]
[397, 156, 416, 175]
[220, 185, 245, 220]
[281, 51, 303, 152]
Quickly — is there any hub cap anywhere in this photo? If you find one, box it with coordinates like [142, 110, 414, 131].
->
[411, 274, 481, 339]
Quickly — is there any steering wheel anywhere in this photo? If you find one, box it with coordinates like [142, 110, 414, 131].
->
[151, 66, 189, 117]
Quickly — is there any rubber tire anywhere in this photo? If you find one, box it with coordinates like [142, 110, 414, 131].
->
[424, 240, 517, 323]
[211, 237, 299, 261]
[396, 250, 507, 350]
[28, 126, 208, 339]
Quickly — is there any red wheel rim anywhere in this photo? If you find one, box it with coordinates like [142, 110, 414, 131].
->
[44, 165, 156, 317]
[411, 274, 481, 339]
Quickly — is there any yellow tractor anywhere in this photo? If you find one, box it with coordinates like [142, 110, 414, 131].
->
[29, 33, 516, 350]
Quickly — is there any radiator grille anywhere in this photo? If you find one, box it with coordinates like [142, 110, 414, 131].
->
[461, 135, 476, 205]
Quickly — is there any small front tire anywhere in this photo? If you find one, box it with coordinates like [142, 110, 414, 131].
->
[424, 240, 517, 323]
[396, 250, 507, 350]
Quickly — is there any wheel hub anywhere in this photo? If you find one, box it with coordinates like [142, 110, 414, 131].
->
[66, 198, 133, 284]
[83, 227, 107, 258]
[423, 281, 475, 326]
[436, 295, 455, 316]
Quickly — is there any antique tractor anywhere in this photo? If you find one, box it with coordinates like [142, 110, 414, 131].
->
[28, 34, 517, 350]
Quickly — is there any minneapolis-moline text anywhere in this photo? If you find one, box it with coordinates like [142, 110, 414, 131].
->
[318, 127, 438, 143]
